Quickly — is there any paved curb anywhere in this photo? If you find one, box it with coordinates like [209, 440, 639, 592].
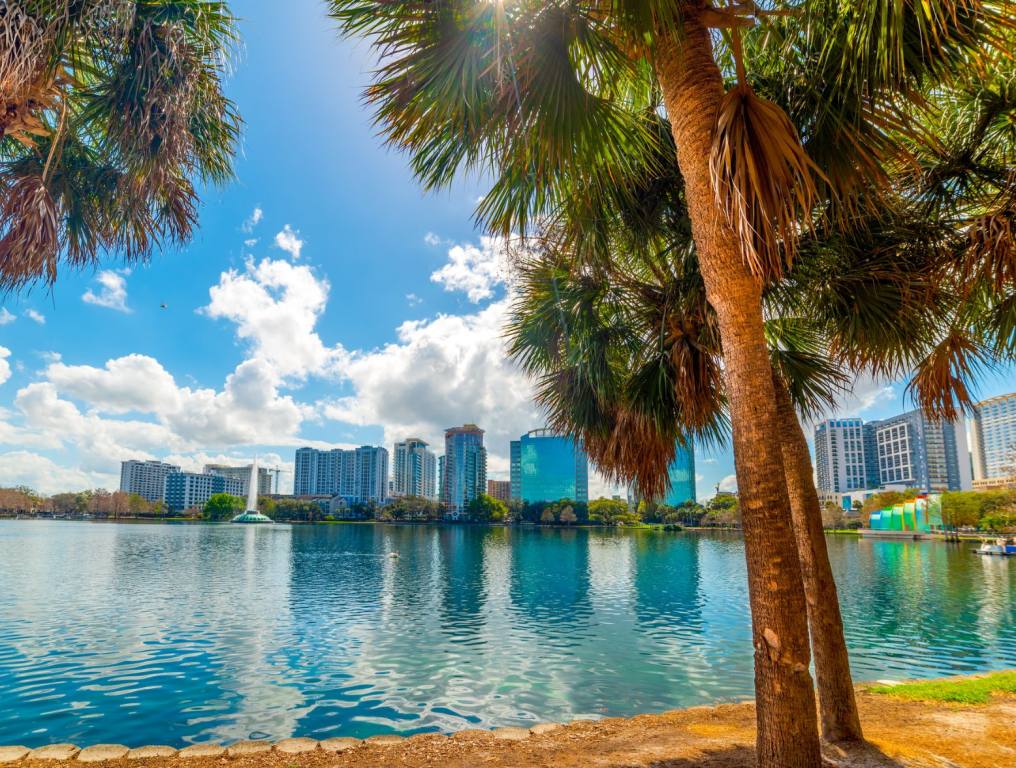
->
[1, 723, 565, 761]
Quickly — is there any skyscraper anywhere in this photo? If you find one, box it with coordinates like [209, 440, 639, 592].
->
[867, 409, 971, 492]
[663, 442, 696, 506]
[120, 459, 181, 503]
[392, 438, 438, 499]
[509, 429, 588, 504]
[164, 471, 243, 512]
[969, 392, 1016, 488]
[292, 446, 389, 502]
[442, 424, 487, 518]
[814, 419, 870, 499]
[203, 463, 273, 496]
[486, 479, 511, 502]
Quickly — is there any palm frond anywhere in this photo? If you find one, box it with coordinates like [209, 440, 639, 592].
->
[710, 85, 823, 280]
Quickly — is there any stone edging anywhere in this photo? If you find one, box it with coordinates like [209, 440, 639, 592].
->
[0, 724, 566, 763]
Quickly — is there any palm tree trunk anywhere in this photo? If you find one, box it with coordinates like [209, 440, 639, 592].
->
[772, 373, 864, 743]
[654, 11, 821, 767]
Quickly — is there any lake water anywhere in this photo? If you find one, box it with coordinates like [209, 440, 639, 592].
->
[0, 521, 1013, 746]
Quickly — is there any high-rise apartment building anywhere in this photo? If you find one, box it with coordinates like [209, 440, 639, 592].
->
[664, 443, 696, 506]
[203, 463, 273, 496]
[392, 438, 437, 499]
[120, 460, 181, 503]
[814, 419, 870, 498]
[164, 472, 244, 512]
[969, 392, 1016, 488]
[292, 446, 389, 503]
[867, 409, 971, 492]
[442, 424, 487, 518]
[509, 429, 588, 504]
[486, 479, 511, 503]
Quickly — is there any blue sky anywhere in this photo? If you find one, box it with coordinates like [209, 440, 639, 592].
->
[0, 0, 1012, 498]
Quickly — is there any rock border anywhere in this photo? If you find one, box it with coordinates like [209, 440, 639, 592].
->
[0, 723, 566, 762]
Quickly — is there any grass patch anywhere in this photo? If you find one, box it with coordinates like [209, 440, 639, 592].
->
[870, 671, 1016, 704]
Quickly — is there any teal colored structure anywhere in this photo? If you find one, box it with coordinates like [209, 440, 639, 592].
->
[868, 495, 944, 533]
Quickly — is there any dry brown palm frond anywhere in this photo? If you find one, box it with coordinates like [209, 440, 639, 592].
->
[581, 406, 677, 501]
[0, 3, 51, 107]
[0, 174, 59, 291]
[963, 206, 1016, 293]
[906, 329, 989, 421]
[710, 84, 824, 280]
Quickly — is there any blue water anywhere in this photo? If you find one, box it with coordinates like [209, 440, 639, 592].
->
[0, 521, 1012, 746]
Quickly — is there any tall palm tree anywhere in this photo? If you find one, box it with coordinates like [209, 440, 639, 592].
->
[327, 1, 1008, 763]
[0, 0, 240, 291]
[506, 42, 1015, 745]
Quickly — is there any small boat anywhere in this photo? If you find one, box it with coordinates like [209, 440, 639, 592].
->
[973, 537, 1016, 556]
[387, 552, 400, 559]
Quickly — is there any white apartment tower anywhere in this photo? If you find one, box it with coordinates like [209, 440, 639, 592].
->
[120, 460, 181, 503]
[392, 438, 437, 499]
[814, 419, 869, 500]
[969, 392, 1016, 488]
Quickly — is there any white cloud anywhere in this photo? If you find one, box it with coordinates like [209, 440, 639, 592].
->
[324, 297, 540, 469]
[702, 457, 718, 464]
[718, 474, 738, 493]
[45, 354, 180, 414]
[423, 232, 443, 247]
[406, 293, 422, 307]
[244, 238, 259, 247]
[0, 347, 10, 385]
[34, 356, 308, 450]
[242, 206, 263, 233]
[203, 257, 347, 380]
[430, 235, 510, 303]
[274, 224, 303, 259]
[0, 308, 15, 325]
[82, 270, 131, 313]
[0, 451, 114, 495]
[24, 309, 44, 324]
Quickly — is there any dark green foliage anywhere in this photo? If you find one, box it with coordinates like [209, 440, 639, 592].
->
[202, 492, 243, 521]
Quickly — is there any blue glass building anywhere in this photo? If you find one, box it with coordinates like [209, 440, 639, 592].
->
[510, 429, 588, 503]
[663, 443, 696, 506]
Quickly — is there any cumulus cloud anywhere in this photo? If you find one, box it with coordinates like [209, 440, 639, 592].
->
[324, 298, 541, 469]
[430, 235, 510, 303]
[0, 451, 115, 495]
[718, 474, 738, 493]
[0, 347, 10, 385]
[24, 309, 44, 324]
[0, 308, 14, 325]
[82, 270, 131, 313]
[203, 257, 347, 379]
[274, 224, 303, 259]
[243, 206, 264, 233]
[406, 293, 422, 307]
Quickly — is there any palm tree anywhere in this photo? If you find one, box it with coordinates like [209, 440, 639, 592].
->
[327, 1, 1008, 762]
[1, 0, 240, 291]
[506, 41, 1015, 744]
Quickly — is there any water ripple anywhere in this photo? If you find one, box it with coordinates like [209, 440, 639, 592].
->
[0, 521, 1012, 746]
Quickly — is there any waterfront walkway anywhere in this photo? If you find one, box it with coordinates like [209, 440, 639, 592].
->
[2, 686, 1013, 768]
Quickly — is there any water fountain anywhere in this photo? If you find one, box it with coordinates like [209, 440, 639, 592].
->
[231, 456, 274, 524]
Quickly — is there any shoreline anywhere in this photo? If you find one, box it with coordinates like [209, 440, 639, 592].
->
[2, 676, 1013, 768]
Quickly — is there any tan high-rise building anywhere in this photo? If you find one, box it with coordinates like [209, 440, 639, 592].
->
[486, 479, 511, 503]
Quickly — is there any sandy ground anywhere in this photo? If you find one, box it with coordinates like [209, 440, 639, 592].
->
[13, 689, 1016, 768]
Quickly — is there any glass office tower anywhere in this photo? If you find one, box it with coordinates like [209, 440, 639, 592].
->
[663, 442, 696, 506]
[510, 429, 589, 503]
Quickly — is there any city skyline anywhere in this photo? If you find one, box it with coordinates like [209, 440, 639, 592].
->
[0, 0, 1013, 501]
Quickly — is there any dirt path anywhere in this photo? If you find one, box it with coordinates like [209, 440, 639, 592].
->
[9, 690, 1016, 768]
